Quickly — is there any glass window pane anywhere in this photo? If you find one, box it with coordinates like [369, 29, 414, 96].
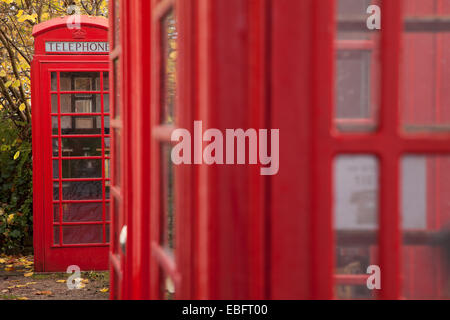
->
[62, 225, 103, 244]
[105, 116, 110, 134]
[51, 94, 58, 113]
[113, 59, 121, 119]
[51, 72, 57, 91]
[402, 3, 450, 133]
[105, 224, 110, 243]
[103, 72, 109, 91]
[53, 160, 59, 179]
[335, 0, 380, 132]
[105, 180, 110, 198]
[161, 10, 177, 124]
[52, 138, 59, 157]
[105, 201, 110, 220]
[104, 94, 110, 113]
[62, 202, 103, 222]
[61, 116, 102, 135]
[53, 204, 59, 222]
[401, 155, 450, 299]
[334, 155, 379, 300]
[60, 94, 101, 113]
[62, 159, 102, 179]
[113, 131, 121, 188]
[60, 72, 100, 91]
[160, 143, 175, 251]
[105, 159, 110, 179]
[52, 116, 59, 135]
[61, 137, 102, 157]
[53, 182, 59, 200]
[62, 181, 102, 200]
[104, 138, 110, 157]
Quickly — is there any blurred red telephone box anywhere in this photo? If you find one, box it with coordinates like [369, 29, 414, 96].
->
[31, 16, 110, 272]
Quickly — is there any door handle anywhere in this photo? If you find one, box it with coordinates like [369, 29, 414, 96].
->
[119, 225, 127, 254]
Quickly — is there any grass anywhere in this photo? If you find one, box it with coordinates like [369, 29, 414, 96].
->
[0, 294, 20, 300]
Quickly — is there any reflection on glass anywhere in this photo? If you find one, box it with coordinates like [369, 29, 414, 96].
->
[334, 155, 379, 300]
[62, 181, 102, 200]
[401, 155, 450, 299]
[62, 159, 102, 179]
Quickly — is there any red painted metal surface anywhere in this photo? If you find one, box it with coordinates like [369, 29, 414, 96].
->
[32, 16, 109, 272]
[110, 0, 450, 300]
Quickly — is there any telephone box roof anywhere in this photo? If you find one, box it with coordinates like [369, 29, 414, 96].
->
[32, 15, 108, 37]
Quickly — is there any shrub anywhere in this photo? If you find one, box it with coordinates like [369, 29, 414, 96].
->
[0, 118, 32, 254]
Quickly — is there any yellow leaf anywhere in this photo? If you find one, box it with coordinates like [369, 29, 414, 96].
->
[16, 9, 23, 18]
[5, 267, 14, 272]
[26, 282, 37, 285]
[0, 70, 6, 77]
[7, 214, 14, 223]
[35, 290, 52, 296]
[15, 284, 26, 288]
[1, 0, 13, 4]
[17, 297, 29, 300]
[56, 280, 66, 283]
[19, 103, 25, 112]
[13, 151, 20, 160]
[24, 272, 33, 277]
[81, 278, 89, 284]
[0, 105, 3, 111]
[0, 258, 6, 264]
[5, 80, 12, 87]
[12, 80, 20, 88]
[100, 288, 109, 293]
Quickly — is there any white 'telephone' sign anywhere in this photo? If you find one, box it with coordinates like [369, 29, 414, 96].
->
[45, 42, 109, 53]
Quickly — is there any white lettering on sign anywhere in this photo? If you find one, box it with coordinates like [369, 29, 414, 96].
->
[45, 42, 109, 53]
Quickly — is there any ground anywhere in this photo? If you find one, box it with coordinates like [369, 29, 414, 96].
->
[0, 255, 109, 300]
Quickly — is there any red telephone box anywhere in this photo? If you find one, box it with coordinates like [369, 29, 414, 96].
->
[110, 0, 450, 300]
[31, 16, 110, 272]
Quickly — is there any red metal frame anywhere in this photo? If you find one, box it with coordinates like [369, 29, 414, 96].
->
[32, 17, 109, 272]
